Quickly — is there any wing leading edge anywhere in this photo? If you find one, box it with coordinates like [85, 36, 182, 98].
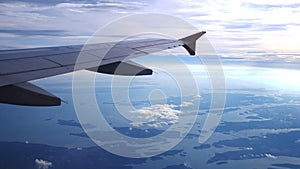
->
[0, 31, 206, 106]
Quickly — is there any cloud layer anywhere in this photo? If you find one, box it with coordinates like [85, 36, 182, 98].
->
[0, 0, 299, 62]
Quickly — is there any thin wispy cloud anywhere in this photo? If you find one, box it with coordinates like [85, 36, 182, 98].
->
[0, 29, 71, 36]
[242, 2, 300, 10]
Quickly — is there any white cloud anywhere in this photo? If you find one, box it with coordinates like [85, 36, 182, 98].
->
[130, 121, 143, 127]
[35, 159, 53, 169]
[244, 147, 253, 150]
[265, 153, 277, 159]
[181, 101, 194, 107]
[130, 104, 182, 128]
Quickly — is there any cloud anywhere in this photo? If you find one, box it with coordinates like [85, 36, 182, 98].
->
[0, 0, 148, 48]
[222, 22, 287, 31]
[265, 153, 277, 159]
[242, 2, 300, 10]
[35, 159, 53, 169]
[180, 101, 194, 107]
[0, 29, 70, 37]
[0, 0, 300, 60]
[170, 0, 300, 55]
[0, 0, 145, 8]
[55, 1, 145, 10]
[130, 104, 182, 128]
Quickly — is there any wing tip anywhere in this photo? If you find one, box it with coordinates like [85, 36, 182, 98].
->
[180, 31, 206, 55]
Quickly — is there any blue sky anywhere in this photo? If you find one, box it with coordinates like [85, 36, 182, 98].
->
[1, 0, 300, 60]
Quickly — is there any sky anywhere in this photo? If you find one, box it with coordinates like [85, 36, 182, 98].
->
[1, 0, 300, 162]
[0, 0, 299, 93]
[0, 0, 300, 62]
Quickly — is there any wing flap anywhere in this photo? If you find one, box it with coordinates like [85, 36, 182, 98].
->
[0, 57, 60, 75]
[0, 45, 83, 60]
[44, 52, 99, 66]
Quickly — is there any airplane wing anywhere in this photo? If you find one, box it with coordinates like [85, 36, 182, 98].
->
[0, 31, 206, 106]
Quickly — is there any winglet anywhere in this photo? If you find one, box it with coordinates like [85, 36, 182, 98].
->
[180, 31, 206, 55]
